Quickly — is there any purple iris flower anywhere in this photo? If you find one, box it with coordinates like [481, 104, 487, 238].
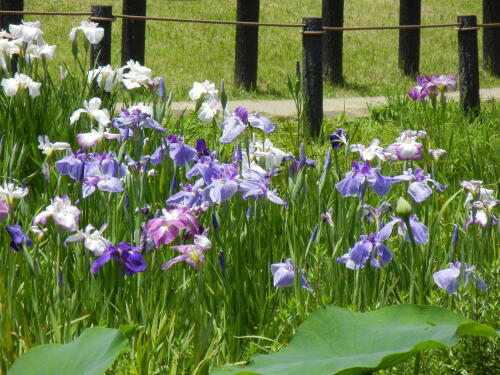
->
[157, 77, 166, 98]
[205, 163, 240, 204]
[378, 214, 428, 245]
[219, 106, 275, 144]
[337, 232, 392, 270]
[232, 143, 243, 163]
[166, 179, 207, 209]
[428, 74, 458, 91]
[145, 207, 201, 248]
[336, 161, 399, 198]
[393, 168, 446, 203]
[81, 151, 126, 198]
[271, 258, 312, 291]
[299, 143, 316, 168]
[82, 174, 124, 198]
[167, 135, 197, 167]
[329, 128, 349, 149]
[196, 138, 210, 157]
[186, 152, 221, 184]
[6, 223, 33, 251]
[433, 261, 488, 294]
[55, 151, 87, 180]
[417, 75, 432, 87]
[289, 143, 316, 176]
[150, 144, 167, 166]
[239, 169, 287, 206]
[408, 86, 431, 101]
[162, 230, 211, 270]
[361, 202, 392, 224]
[111, 108, 166, 140]
[91, 242, 146, 276]
[56, 151, 126, 198]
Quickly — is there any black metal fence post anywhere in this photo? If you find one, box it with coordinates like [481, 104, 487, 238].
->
[398, 0, 421, 76]
[0, 0, 23, 30]
[121, 0, 147, 65]
[234, 0, 259, 90]
[322, 0, 344, 84]
[302, 18, 324, 138]
[90, 5, 112, 68]
[483, 0, 500, 76]
[457, 15, 480, 116]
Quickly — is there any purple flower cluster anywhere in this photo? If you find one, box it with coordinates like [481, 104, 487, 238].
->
[219, 106, 275, 144]
[336, 161, 399, 198]
[56, 151, 127, 198]
[433, 261, 488, 294]
[111, 107, 166, 140]
[408, 74, 457, 101]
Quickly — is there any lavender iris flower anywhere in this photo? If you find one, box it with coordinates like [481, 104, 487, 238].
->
[111, 108, 166, 140]
[205, 163, 240, 204]
[150, 144, 167, 166]
[337, 233, 392, 270]
[393, 168, 446, 203]
[56, 151, 127, 199]
[378, 214, 428, 245]
[408, 74, 457, 101]
[239, 169, 287, 206]
[91, 242, 146, 276]
[428, 74, 458, 91]
[335, 161, 398, 198]
[6, 223, 33, 251]
[271, 258, 312, 291]
[166, 179, 206, 209]
[219, 106, 275, 144]
[433, 261, 488, 294]
[186, 152, 221, 184]
[82, 151, 127, 198]
[329, 128, 349, 149]
[167, 135, 197, 167]
[55, 151, 87, 180]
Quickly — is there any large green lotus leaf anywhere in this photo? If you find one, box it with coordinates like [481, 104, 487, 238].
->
[8, 327, 129, 375]
[213, 305, 497, 375]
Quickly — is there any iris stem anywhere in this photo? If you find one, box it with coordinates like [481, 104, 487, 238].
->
[404, 217, 425, 305]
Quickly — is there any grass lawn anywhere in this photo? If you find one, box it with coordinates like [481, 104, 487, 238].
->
[21, 0, 500, 100]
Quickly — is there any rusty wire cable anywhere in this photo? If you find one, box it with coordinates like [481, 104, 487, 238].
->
[2, 10, 500, 31]
[0, 10, 91, 16]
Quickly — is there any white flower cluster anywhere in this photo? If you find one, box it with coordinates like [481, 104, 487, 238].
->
[87, 60, 161, 93]
[69, 97, 121, 150]
[189, 80, 224, 123]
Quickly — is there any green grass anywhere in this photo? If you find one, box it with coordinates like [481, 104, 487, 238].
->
[22, 0, 500, 100]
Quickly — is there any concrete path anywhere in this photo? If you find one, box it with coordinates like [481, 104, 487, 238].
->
[170, 87, 500, 119]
